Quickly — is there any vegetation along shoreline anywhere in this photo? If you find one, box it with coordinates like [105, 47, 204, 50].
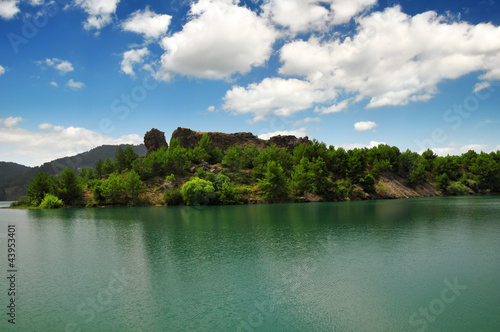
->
[10, 127, 500, 209]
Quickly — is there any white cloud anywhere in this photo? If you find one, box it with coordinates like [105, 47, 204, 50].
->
[294, 117, 321, 126]
[262, 0, 376, 33]
[340, 140, 385, 150]
[278, 6, 500, 110]
[0, 116, 23, 128]
[223, 77, 335, 122]
[75, 0, 121, 31]
[207, 105, 216, 112]
[122, 6, 172, 40]
[157, 0, 277, 80]
[0, 0, 20, 20]
[315, 99, 350, 114]
[45, 58, 74, 74]
[30, 0, 45, 5]
[0, 119, 142, 166]
[354, 121, 377, 131]
[50, 81, 58, 87]
[460, 144, 487, 153]
[329, 0, 378, 25]
[121, 48, 149, 77]
[67, 79, 85, 90]
[258, 127, 307, 140]
[0, 65, 5, 76]
[473, 81, 491, 93]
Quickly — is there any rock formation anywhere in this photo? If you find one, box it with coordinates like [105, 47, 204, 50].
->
[144, 128, 168, 153]
[170, 127, 310, 152]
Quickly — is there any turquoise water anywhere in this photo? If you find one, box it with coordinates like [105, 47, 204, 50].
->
[0, 196, 499, 331]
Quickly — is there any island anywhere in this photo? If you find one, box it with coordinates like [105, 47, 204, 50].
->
[11, 127, 500, 208]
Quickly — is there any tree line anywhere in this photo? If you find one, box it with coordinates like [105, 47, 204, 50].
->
[14, 134, 500, 208]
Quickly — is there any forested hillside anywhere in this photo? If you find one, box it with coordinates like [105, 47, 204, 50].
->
[14, 133, 500, 209]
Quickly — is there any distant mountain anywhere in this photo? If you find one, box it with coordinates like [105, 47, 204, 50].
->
[0, 144, 147, 201]
[0, 162, 32, 181]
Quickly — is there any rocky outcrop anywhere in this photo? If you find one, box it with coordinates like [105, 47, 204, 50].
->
[144, 128, 168, 153]
[269, 135, 312, 151]
[170, 127, 310, 152]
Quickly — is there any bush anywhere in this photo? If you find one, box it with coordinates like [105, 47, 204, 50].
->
[164, 187, 184, 205]
[39, 194, 63, 209]
[181, 177, 216, 205]
[218, 182, 241, 204]
[360, 174, 376, 194]
[447, 182, 470, 196]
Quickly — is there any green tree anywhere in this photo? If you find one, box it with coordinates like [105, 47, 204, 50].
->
[181, 177, 216, 205]
[436, 173, 450, 192]
[290, 157, 312, 197]
[116, 146, 138, 172]
[124, 170, 145, 204]
[27, 171, 56, 206]
[469, 152, 500, 191]
[360, 174, 376, 194]
[257, 161, 289, 203]
[102, 157, 117, 178]
[222, 145, 243, 171]
[57, 167, 83, 205]
[101, 173, 125, 205]
[95, 159, 103, 179]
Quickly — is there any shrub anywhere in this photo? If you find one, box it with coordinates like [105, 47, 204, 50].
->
[164, 187, 184, 205]
[447, 181, 470, 196]
[39, 194, 63, 209]
[181, 177, 216, 205]
[218, 182, 241, 205]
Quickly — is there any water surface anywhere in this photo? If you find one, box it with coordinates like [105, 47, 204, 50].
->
[0, 196, 499, 331]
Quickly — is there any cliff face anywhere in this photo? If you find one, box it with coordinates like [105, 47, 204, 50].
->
[170, 127, 311, 152]
[144, 128, 168, 153]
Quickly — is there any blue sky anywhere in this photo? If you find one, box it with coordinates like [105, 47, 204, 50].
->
[0, 0, 499, 166]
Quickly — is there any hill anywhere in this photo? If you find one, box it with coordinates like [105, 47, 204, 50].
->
[0, 144, 146, 201]
[0, 162, 32, 181]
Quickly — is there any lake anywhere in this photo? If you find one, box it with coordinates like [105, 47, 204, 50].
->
[0, 196, 499, 331]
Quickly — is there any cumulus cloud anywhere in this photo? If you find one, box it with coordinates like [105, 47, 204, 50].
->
[0, 0, 20, 20]
[75, 0, 120, 31]
[223, 77, 335, 122]
[428, 143, 489, 156]
[121, 48, 149, 77]
[45, 58, 74, 74]
[262, 0, 376, 33]
[122, 6, 172, 40]
[0, 116, 23, 128]
[354, 121, 377, 131]
[0, 119, 142, 166]
[67, 79, 85, 90]
[0, 65, 5, 76]
[315, 99, 351, 114]
[258, 127, 307, 140]
[460, 144, 487, 153]
[50, 81, 58, 87]
[278, 6, 500, 110]
[207, 105, 216, 112]
[157, 0, 277, 80]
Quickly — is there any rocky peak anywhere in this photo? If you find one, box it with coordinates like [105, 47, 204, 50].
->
[170, 127, 310, 152]
[144, 128, 168, 153]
